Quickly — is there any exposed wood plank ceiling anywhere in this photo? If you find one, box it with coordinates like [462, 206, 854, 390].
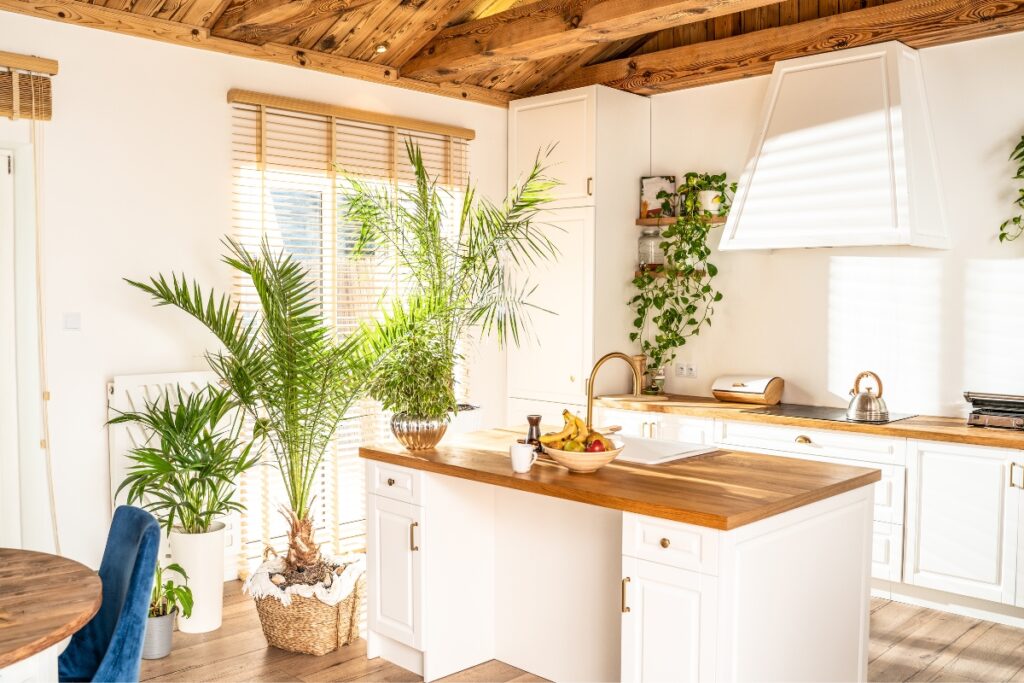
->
[2, 0, 1023, 106]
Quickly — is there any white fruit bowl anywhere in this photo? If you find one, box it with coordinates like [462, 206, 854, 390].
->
[542, 439, 624, 474]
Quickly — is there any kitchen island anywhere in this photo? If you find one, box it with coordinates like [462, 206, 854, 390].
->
[360, 428, 881, 682]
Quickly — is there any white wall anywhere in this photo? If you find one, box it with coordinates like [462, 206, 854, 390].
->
[0, 12, 508, 567]
[651, 32, 1024, 418]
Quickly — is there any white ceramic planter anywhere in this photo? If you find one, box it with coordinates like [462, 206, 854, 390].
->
[697, 190, 723, 214]
[169, 522, 225, 633]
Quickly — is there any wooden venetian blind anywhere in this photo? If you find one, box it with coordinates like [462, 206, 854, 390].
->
[0, 51, 58, 121]
[228, 89, 472, 575]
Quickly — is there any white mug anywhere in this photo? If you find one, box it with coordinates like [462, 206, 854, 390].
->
[510, 442, 538, 474]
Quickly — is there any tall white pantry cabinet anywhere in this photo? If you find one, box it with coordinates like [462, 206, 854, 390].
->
[505, 85, 651, 424]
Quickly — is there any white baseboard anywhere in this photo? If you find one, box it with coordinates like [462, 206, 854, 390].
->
[873, 579, 1024, 629]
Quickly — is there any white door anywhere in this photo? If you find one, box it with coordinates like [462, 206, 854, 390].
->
[904, 440, 1018, 604]
[368, 495, 423, 648]
[508, 88, 596, 207]
[0, 149, 17, 547]
[621, 556, 717, 683]
[507, 207, 594, 404]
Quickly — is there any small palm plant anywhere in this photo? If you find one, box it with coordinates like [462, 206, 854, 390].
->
[127, 239, 368, 574]
[111, 385, 259, 534]
[343, 141, 557, 446]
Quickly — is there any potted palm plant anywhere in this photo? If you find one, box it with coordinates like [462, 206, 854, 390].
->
[111, 385, 259, 633]
[142, 563, 193, 660]
[126, 239, 372, 655]
[344, 141, 557, 450]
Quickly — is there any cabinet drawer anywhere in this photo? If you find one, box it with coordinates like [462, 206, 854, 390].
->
[368, 461, 422, 505]
[623, 513, 719, 575]
[714, 419, 906, 465]
[872, 522, 904, 582]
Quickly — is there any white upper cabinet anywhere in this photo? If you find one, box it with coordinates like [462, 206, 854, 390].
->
[509, 88, 596, 207]
[720, 41, 948, 250]
[506, 86, 651, 409]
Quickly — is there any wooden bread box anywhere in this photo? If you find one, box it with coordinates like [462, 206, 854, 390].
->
[711, 375, 784, 405]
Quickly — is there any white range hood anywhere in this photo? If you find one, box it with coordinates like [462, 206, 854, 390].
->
[720, 41, 948, 251]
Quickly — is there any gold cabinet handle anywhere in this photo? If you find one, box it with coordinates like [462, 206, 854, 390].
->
[386, 478, 395, 486]
[587, 177, 594, 196]
[1011, 462, 1021, 489]
[660, 538, 671, 549]
[410, 521, 419, 551]
[795, 435, 812, 444]
[621, 577, 631, 613]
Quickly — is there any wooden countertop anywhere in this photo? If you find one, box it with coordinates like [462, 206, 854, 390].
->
[0, 548, 102, 667]
[360, 429, 880, 530]
[598, 395, 1024, 451]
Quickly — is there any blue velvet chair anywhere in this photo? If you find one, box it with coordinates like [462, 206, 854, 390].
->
[59, 505, 160, 683]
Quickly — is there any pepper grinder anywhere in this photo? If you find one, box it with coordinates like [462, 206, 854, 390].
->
[526, 414, 542, 452]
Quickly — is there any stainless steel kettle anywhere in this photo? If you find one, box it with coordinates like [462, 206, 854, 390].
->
[847, 371, 888, 423]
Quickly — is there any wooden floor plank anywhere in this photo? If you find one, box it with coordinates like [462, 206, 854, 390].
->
[143, 582, 1024, 683]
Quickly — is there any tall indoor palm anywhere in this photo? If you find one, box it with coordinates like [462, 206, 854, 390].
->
[343, 141, 557, 448]
[127, 239, 366, 573]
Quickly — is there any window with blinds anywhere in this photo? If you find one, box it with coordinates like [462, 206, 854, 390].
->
[229, 92, 472, 576]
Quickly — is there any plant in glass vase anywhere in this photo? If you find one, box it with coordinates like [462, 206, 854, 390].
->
[629, 171, 733, 392]
[342, 141, 558, 450]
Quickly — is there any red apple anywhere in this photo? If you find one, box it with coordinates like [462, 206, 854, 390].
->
[586, 440, 606, 453]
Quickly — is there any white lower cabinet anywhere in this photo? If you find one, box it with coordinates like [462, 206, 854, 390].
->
[595, 407, 713, 443]
[904, 439, 1019, 604]
[368, 494, 423, 649]
[621, 556, 717, 683]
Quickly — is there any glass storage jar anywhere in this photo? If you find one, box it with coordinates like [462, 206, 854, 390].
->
[638, 227, 665, 269]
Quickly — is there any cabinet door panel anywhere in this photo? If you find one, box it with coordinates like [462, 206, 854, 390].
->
[905, 441, 1017, 604]
[368, 495, 423, 648]
[506, 208, 593, 404]
[621, 556, 716, 683]
[509, 90, 595, 207]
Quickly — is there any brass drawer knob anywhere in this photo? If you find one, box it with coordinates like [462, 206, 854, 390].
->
[386, 478, 396, 486]
[795, 435, 812, 444]
[660, 538, 671, 549]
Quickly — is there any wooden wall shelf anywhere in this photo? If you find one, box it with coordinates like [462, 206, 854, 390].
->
[636, 215, 726, 226]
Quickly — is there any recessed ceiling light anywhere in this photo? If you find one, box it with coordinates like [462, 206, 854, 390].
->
[375, 43, 389, 54]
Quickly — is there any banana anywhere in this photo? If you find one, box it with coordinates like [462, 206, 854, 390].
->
[570, 412, 589, 441]
[539, 411, 576, 444]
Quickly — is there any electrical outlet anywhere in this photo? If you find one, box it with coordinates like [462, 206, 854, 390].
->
[683, 363, 698, 379]
[675, 363, 687, 377]
[63, 312, 82, 331]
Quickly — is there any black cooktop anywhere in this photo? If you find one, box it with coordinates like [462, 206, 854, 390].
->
[742, 403, 916, 424]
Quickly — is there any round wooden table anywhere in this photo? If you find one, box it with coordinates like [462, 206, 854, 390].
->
[0, 548, 102, 677]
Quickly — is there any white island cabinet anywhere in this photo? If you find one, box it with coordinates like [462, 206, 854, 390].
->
[363, 433, 878, 682]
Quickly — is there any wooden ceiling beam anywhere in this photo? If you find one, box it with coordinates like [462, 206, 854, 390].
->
[211, 0, 379, 43]
[0, 0, 513, 106]
[553, 0, 1024, 94]
[400, 0, 787, 81]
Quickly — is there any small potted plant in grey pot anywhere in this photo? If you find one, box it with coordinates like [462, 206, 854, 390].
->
[143, 563, 193, 660]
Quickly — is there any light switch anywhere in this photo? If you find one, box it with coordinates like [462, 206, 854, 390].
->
[62, 312, 82, 331]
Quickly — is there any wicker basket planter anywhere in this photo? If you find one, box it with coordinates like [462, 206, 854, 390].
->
[245, 554, 366, 656]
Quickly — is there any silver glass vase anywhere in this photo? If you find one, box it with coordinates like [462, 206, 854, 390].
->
[391, 413, 449, 450]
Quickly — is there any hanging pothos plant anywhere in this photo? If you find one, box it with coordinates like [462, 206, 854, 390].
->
[999, 134, 1024, 242]
[629, 172, 735, 392]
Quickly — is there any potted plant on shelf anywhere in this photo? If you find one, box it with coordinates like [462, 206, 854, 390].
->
[342, 141, 558, 450]
[629, 171, 734, 393]
[682, 172, 737, 216]
[110, 385, 259, 633]
[142, 563, 193, 660]
[999, 134, 1024, 242]
[126, 239, 374, 655]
